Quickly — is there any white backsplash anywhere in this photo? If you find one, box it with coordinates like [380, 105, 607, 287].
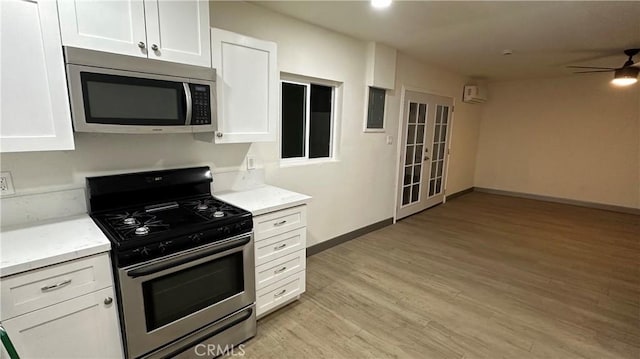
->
[212, 169, 265, 193]
[0, 188, 87, 228]
[0, 169, 265, 228]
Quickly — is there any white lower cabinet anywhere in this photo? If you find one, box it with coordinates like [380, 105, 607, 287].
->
[0, 253, 123, 358]
[2, 287, 122, 359]
[253, 205, 307, 318]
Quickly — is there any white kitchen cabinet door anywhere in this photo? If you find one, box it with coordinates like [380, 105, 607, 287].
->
[57, 0, 148, 58]
[0, 0, 74, 153]
[144, 0, 211, 67]
[1, 287, 123, 359]
[211, 28, 278, 143]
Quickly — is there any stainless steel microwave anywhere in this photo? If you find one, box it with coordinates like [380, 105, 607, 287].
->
[64, 47, 216, 134]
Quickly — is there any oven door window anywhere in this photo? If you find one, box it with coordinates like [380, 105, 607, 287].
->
[142, 252, 244, 331]
[80, 72, 186, 126]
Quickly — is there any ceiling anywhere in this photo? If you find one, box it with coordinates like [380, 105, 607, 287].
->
[254, 1, 640, 81]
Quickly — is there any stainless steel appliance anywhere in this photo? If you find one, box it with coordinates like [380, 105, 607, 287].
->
[86, 167, 255, 359]
[65, 47, 216, 134]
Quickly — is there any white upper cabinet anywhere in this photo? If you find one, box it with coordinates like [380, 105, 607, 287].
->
[57, 0, 211, 67]
[211, 28, 278, 143]
[57, 0, 147, 58]
[144, 0, 211, 67]
[0, 0, 74, 153]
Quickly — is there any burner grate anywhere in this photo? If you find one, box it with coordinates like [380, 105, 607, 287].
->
[104, 211, 170, 239]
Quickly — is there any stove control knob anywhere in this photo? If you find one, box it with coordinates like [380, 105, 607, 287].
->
[158, 242, 167, 253]
[189, 233, 203, 243]
[223, 226, 231, 235]
[140, 247, 150, 256]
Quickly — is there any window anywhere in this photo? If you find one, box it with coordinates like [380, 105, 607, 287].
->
[281, 79, 335, 160]
[365, 86, 386, 131]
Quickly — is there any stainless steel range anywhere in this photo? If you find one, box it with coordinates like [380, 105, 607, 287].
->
[86, 167, 256, 359]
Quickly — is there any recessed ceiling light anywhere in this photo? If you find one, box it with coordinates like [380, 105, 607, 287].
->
[502, 49, 513, 56]
[371, 0, 392, 9]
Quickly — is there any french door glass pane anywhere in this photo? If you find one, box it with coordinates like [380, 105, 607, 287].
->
[281, 82, 306, 158]
[416, 124, 425, 144]
[413, 165, 421, 183]
[411, 184, 420, 202]
[414, 145, 423, 163]
[309, 84, 332, 158]
[404, 166, 412, 185]
[405, 145, 414, 165]
[418, 104, 427, 123]
[440, 124, 447, 141]
[402, 186, 411, 205]
[435, 105, 442, 124]
[437, 160, 444, 176]
[408, 103, 417, 123]
[442, 107, 449, 123]
[429, 179, 436, 196]
[433, 124, 440, 142]
[407, 125, 416, 145]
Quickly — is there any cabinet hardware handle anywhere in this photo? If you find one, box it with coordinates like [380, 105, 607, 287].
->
[274, 243, 287, 250]
[274, 267, 287, 274]
[274, 220, 287, 226]
[151, 44, 159, 51]
[41, 279, 72, 292]
[104, 297, 113, 305]
[216, 132, 223, 138]
[138, 41, 146, 49]
[274, 289, 286, 297]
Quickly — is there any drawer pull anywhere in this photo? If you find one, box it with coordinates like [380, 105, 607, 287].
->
[274, 243, 287, 250]
[274, 220, 287, 226]
[104, 297, 113, 305]
[274, 289, 287, 297]
[274, 266, 287, 274]
[41, 279, 72, 292]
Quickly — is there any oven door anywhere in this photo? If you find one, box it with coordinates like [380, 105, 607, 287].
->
[117, 233, 255, 359]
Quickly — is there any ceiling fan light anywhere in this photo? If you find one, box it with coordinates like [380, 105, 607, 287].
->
[611, 67, 639, 86]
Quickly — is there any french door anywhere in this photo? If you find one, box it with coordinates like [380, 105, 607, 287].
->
[396, 91, 453, 219]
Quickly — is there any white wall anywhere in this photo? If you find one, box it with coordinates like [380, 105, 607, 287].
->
[0, 1, 481, 245]
[475, 74, 640, 208]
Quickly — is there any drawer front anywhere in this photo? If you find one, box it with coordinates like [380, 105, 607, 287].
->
[0, 253, 113, 320]
[255, 228, 306, 266]
[254, 205, 307, 242]
[256, 270, 306, 317]
[255, 249, 306, 290]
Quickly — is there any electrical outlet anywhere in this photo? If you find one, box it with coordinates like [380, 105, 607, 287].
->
[0, 171, 15, 196]
[246, 156, 256, 170]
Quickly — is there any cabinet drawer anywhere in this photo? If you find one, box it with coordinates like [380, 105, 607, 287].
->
[255, 250, 306, 290]
[255, 228, 306, 266]
[256, 271, 306, 317]
[1, 253, 113, 320]
[254, 205, 306, 241]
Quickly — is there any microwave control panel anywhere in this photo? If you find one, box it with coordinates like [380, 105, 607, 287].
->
[190, 84, 212, 125]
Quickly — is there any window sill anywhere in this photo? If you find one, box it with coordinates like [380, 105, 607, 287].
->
[279, 158, 340, 168]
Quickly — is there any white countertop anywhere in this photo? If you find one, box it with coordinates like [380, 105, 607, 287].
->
[215, 185, 311, 216]
[0, 215, 111, 278]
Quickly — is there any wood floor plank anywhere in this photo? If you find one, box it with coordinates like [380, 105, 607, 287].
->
[236, 193, 640, 358]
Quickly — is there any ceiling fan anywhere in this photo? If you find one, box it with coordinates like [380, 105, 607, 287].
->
[568, 48, 639, 86]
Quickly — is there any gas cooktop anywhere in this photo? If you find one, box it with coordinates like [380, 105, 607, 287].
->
[86, 167, 253, 267]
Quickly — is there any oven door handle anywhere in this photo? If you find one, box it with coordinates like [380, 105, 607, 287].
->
[126, 236, 250, 278]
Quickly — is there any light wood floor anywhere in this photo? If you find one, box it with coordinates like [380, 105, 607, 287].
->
[240, 193, 640, 358]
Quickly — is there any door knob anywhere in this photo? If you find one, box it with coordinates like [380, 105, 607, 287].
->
[424, 156, 430, 161]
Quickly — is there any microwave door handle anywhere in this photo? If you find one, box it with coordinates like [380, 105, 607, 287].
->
[183, 83, 192, 125]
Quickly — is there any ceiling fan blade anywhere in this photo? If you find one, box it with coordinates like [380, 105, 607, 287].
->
[567, 65, 617, 70]
[573, 70, 615, 73]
